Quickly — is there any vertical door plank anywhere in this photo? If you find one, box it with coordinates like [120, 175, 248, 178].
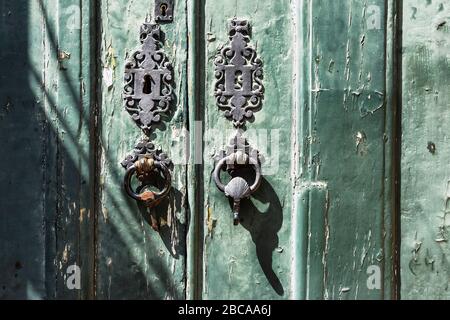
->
[186, 0, 203, 299]
[0, 0, 49, 300]
[201, 0, 396, 300]
[202, 0, 294, 299]
[0, 0, 95, 299]
[401, 0, 450, 299]
[96, 0, 188, 299]
[297, 0, 395, 299]
[51, 0, 95, 299]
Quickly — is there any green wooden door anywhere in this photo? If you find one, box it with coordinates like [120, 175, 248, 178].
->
[195, 0, 398, 299]
[0, 0, 95, 299]
[0, 0, 449, 300]
[199, 0, 396, 299]
[400, 0, 450, 299]
[95, 0, 189, 299]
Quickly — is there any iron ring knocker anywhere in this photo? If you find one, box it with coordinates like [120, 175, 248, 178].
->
[124, 157, 172, 208]
[213, 151, 262, 225]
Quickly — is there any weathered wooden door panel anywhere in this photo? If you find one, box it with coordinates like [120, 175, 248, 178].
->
[199, 0, 395, 300]
[298, 0, 396, 299]
[3, 0, 450, 301]
[0, 0, 94, 299]
[95, 0, 188, 299]
[400, 0, 450, 299]
[201, 0, 295, 300]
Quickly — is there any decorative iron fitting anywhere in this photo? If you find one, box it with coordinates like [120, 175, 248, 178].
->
[155, 0, 174, 22]
[121, 138, 172, 170]
[121, 138, 172, 211]
[214, 19, 264, 128]
[213, 131, 263, 225]
[123, 22, 173, 133]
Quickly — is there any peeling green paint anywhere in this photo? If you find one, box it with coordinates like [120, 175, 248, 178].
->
[96, 0, 188, 299]
[401, 0, 450, 300]
[2, 0, 449, 301]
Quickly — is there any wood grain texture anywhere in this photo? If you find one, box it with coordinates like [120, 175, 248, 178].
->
[0, 0, 95, 299]
[8, 0, 450, 300]
[296, 0, 395, 299]
[96, 0, 188, 299]
[193, 0, 396, 300]
[201, 0, 294, 300]
[400, 0, 450, 299]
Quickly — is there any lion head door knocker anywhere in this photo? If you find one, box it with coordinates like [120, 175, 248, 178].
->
[122, 18, 174, 232]
[213, 18, 264, 225]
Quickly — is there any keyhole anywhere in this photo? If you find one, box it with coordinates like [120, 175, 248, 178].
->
[160, 3, 168, 17]
[143, 74, 152, 94]
[234, 70, 243, 90]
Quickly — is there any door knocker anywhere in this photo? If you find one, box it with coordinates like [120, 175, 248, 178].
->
[121, 139, 172, 209]
[121, 14, 174, 231]
[213, 18, 264, 225]
[213, 132, 263, 225]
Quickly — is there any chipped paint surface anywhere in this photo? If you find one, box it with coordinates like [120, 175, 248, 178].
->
[293, 0, 396, 299]
[401, 0, 450, 299]
[3, 0, 449, 301]
[0, 0, 95, 299]
[201, 0, 293, 300]
[96, 0, 188, 299]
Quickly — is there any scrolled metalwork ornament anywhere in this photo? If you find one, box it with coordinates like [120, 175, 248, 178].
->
[123, 22, 173, 133]
[214, 19, 263, 128]
[121, 138, 172, 170]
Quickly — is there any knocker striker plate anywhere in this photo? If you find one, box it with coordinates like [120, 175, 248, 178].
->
[213, 133, 262, 225]
[123, 22, 173, 133]
[214, 19, 264, 128]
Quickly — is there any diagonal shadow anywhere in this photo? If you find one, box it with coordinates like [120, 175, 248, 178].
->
[0, 0, 187, 300]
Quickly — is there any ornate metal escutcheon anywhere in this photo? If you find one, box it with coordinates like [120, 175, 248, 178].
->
[123, 22, 173, 133]
[214, 18, 263, 128]
[213, 132, 262, 225]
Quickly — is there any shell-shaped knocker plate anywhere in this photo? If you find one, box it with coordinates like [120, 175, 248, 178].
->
[123, 23, 173, 133]
[213, 132, 263, 225]
[214, 18, 263, 128]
